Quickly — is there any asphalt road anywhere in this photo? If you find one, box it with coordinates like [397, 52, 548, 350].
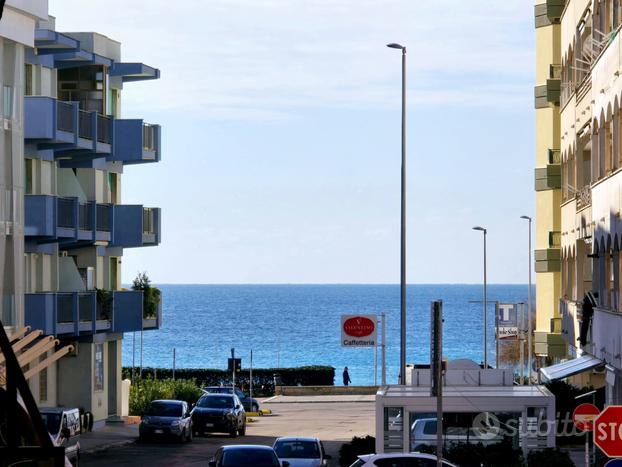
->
[81, 400, 375, 466]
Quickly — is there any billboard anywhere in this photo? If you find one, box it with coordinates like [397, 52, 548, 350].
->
[341, 315, 377, 347]
[497, 303, 518, 339]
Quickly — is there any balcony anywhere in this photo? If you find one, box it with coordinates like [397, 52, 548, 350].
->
[25, 195, 112, 244]
[24, 96, 113, 161]
[576, 186, 592, 211]
[534, 0, 564, 28]
[534, 80, 560, 109]
[24, 290, 156, 338]
[112, 119, 161, 164]
[111, 205, 161, 248]
[534, 165, 561, 191]
[534, 248, 560, 272]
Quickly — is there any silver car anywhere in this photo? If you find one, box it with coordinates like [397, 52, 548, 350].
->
[139, 399, 193, 442]
[273, 437, 331, 467]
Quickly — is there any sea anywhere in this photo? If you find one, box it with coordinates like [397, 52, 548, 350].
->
[122, 284, 533, 386]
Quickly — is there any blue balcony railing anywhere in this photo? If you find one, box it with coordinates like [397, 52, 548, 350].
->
[111, 205, 161, 248]
[25, 194, 114, 243]
[112, 119, 161, 164]
[25, 290, 155, 337]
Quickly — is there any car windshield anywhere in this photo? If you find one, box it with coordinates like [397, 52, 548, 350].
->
[40, 412, 62, 435]
[274, 440, 320, 459]
[197, 395, 234, 409]
[222, 449, 279, 467]
[144, 402, 182, 417]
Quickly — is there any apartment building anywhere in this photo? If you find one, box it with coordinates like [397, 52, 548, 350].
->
[536, 0, 622, 405]
[1, 0, 162, 424]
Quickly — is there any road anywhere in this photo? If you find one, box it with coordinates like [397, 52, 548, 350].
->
[81, 400, 375, 466]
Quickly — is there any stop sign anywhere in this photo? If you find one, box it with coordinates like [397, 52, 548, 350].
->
[573, 403, 600, 431]
[594, 406, 622, 458]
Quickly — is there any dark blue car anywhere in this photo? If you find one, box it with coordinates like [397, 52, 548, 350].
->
[203, 386, 260, 412]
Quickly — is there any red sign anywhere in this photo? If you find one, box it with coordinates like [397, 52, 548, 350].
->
[594, 405, 622, 458]
[573, 403, 600, 432]
[343, 316, 375, 337]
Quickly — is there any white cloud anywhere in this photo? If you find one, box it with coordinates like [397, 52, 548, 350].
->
[49, 0, 534, 120]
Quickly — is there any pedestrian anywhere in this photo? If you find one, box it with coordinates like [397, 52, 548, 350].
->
[579, 291, 598, 347]
[343, 366, 351, 386]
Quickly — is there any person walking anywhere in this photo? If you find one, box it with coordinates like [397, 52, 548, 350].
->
[343, 366, 351, 386]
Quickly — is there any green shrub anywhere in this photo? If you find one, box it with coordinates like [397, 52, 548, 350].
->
[129, 378, 202, 417]
[338, 436, 375, 466]
[131, 272, 161, 319]
[527, 448, 574, 467]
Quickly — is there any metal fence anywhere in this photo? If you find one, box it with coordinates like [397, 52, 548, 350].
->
[96, 204, 111, 232]
[56, 101, 74, 133]
[78, 293, 93, 322]
[57, 294, 74, 323]
[79, 203, 93, 230]
[78, 110, 92, 139]
[57, 197, 75, 228]
[97, 115, 112, 143]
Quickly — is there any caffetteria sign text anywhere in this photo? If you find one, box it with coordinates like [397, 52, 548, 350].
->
[341, 315, 377, 347]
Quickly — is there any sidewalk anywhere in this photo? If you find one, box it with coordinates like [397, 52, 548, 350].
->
[80, 423, 138, 454]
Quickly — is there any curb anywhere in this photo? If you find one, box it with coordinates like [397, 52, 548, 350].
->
[82, 438, 135, 454]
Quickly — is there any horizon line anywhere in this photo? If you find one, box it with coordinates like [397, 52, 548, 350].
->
[123, 282, 534, 286]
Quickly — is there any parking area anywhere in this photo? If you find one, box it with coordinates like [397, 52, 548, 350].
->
[81, 398, 375, 466]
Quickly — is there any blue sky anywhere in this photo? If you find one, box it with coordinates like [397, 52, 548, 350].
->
[49, 0, 535, 284]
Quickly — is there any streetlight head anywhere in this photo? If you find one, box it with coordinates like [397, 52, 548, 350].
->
[472, 226, 486, 232]
[520, 215, 532, 221]
[386, 43, 405, 50]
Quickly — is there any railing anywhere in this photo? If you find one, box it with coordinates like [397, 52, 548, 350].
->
[97, 115, 112, 144]
[78, 110, 92, 139]
[548, 148, 561, 165]
[549, 64, 561, 79]
[57, 197, 75, 228]
[57, 293, 73, 323]
[78, 203, 93, 230]
[56, 101, 74, 132]
[96, 204, 111, 232]
[143, 123, 157, 152]
[143, 207, 156, 234]
[548, 231, 561, 248]
[78, 293, 93, 321]
[576, 185, 592, 211]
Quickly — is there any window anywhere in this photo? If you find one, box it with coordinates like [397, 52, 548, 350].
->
[94, 343, 104, 391]
[3, 85, 13, 119]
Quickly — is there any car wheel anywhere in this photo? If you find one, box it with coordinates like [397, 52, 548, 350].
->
[239, 423, 246, 436]
[73, 451, 80, 467]
[252, 404, 259, 413]
[179, 429, 186, 443]
[229, 428, 238, 438]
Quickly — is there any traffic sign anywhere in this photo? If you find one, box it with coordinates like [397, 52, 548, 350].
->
[573, 403, 600, 431]
[594, 405, 622, 458]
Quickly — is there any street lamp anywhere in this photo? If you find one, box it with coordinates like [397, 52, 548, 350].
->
[473, 226, 488, 368]
[386, 42, 407, 385]
[520, 215, 533, 385]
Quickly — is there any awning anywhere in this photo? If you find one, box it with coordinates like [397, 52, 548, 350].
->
[109, 62, 160, 82]
[539, 354, 604, 382]
[0, 327, 74, 385]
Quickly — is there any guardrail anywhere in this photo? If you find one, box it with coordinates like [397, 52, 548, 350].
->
[56, 101, 74, 132]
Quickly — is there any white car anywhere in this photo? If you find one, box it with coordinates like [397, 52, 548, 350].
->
[273, 436, 331, 467]
[349, 452, 459, 467]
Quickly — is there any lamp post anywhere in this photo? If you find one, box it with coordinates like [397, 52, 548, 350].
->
[520, 215, 533, 385]
[387, 42, 407, 385]
[473, 226, 488, 369]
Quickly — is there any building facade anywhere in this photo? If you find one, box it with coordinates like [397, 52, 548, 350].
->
[1, 0, 162, 424]
[536, 0, 622, 404]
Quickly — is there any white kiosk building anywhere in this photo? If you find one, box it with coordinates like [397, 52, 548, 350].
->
[375, 360, 556, 456]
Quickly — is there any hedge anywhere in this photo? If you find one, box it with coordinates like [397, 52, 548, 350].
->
[122, 365, 335, 396]
[129, 378, 203, 417]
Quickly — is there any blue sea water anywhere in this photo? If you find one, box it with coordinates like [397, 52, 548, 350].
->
[122, 284, 532, 386]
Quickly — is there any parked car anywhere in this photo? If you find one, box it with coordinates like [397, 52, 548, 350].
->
[209, 445, 289, 467]
[138, 399, 193, 442]
[203, 386, 260, 412]
[39, 407, 82, 466]
[273, 436, 331, 467]
[349, 453, 458, 467]
[191, 393, 246, 437]
[410, 417, 503, 451]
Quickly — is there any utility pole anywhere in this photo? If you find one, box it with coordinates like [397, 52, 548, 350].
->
[431, 300, 443, 467]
